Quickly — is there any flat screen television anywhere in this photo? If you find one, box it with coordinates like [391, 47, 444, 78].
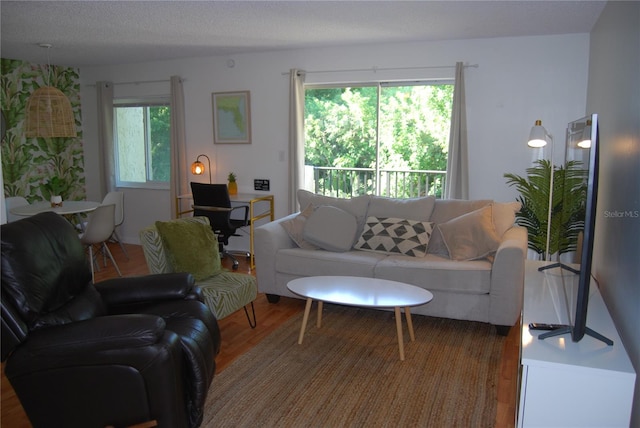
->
[539, 113, 612, 345]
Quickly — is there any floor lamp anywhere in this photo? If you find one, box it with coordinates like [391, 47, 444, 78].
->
[527, 120, 554, 264]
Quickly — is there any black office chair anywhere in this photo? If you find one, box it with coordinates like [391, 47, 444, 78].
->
[191, 182, 250, 270]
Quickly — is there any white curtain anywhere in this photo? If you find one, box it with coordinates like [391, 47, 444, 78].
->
[170, 75, 188, 218]
[445, 62, 469, 199]
[288, 68, 306, 213]
[96, 81, 115, 196]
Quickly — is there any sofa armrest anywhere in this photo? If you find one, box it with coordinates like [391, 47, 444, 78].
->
[255, 213, 299, 294]
[489, 225, 528, 326]
[96, 273, 203, 309]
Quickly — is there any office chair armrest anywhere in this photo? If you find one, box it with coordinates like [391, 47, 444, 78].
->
[230, 205, 249, 224]
[192, 205, 232, 212]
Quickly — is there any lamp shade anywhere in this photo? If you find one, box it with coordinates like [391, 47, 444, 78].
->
[25, 86, 76, 138]
[191, 161, 205, 175]
[577, 120, 592, 148]
[190, 154, 212, 183]
[527, 120, 548, 148]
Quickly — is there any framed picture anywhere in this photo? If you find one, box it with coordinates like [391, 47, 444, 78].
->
[212, 91, 251, 144]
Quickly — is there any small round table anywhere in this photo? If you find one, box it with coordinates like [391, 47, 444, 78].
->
[10, 200, 101, 217]
[287, 276, 433, 361]
[10, 200, 101, 230]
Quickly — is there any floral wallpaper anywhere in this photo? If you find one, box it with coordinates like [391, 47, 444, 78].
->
[1, 58, 86, 202]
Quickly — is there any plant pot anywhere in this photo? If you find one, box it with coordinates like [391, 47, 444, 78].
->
[50, 195, 63, 207]
[228, 181, 238, 195]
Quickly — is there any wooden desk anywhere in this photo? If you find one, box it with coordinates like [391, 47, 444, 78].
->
[177, 193, 274, 269]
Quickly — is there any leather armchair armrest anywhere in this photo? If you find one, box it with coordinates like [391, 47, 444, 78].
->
[20, 315, 165, 356]
[95, 273, 203, 309]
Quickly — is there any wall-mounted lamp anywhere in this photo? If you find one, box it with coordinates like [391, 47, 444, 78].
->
[191, 154, 212, 183]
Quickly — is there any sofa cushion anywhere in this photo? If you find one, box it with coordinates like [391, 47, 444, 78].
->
[437, 205, 502, 261]
[280, 204, 319, 250]
[303, 205, 358, 252]
[276, 248, 385, 278]
[354, 216, 434, 257]
[155, 219, 222, 280]
[374, 254, 492, 294]
[366, 195, 436, 221]
[427, 199, 492, 256]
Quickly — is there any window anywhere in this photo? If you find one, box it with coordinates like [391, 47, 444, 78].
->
[304, 81, 453, 198]
[114, 99, 170, 189]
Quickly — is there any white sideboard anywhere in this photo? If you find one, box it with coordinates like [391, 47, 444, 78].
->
[517, 260, 636, 428]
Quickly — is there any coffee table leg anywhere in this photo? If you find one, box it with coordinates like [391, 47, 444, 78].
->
[298, 298, 313, 345]
[394, 307, 405, 361]
[317, 301, 323, 328]
[405, 307, 415, 342]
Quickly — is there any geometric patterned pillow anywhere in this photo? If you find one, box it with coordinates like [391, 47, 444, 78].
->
[354, 216, 434, 257]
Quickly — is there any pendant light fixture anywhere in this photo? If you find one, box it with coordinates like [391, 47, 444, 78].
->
[24, 44, 77, 138]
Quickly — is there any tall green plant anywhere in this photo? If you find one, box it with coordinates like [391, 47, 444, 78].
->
[504, 159, 587, 259]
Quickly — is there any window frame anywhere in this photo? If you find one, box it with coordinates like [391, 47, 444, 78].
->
[113, 97, 171, 190]
[303, 79, 454, 198]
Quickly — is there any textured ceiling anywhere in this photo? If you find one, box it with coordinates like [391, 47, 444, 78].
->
[1, 1, 606, 67]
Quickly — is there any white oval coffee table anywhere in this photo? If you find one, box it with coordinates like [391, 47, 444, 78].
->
[287, 276, 433, 360]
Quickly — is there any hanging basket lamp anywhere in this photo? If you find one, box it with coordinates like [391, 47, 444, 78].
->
[25, 86, 76, 138]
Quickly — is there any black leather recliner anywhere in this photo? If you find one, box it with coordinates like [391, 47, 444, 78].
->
[1, 212, 221, 428]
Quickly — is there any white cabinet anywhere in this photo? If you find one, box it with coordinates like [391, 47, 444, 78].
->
[517, 261, 635, 428]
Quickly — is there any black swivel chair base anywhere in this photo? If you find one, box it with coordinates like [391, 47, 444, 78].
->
[219, 242, 250, 270]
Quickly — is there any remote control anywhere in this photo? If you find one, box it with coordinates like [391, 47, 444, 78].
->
[528, 322, 566, 331]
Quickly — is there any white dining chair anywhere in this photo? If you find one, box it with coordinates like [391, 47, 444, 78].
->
[101, 191, 129, 260]
[5, 196, 29, 223]
[79, 204, 122, 282]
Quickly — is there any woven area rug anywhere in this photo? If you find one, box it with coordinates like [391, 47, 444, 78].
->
[202, 304, 504, 427]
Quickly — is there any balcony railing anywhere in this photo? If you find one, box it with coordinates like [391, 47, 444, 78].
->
[306, 166, 446, 199]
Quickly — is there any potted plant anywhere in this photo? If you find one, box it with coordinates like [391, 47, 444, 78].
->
[44, 176, 65, 207]
[504, 159, 586, 260]
[228, 172, 238, 195]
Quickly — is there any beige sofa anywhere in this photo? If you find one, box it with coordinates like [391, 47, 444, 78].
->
[255, 190, 527, 333]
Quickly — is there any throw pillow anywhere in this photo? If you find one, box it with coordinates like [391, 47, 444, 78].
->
[438, 205, 502, 261]
[355, 216, 434, 257]
[303, 205, 358, 252]
[492, 201, 522, 237]
[297, 189, 371, 239]
[280, 204, 319, 250]
[155, 220, 221, 280]
[427, 199, 493, 257]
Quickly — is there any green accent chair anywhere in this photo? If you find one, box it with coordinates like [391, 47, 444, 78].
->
[140, 216, 257, 327]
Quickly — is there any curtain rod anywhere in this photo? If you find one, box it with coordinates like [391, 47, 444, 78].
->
[281, 63, 478, 76]
[86, 79, 176, 87]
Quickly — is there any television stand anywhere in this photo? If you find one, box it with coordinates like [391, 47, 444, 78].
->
[538, 325, 613, 346]
[517, 261, 635, 428]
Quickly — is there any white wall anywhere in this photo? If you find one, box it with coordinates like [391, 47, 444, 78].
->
[587, 1, 640, 425]
[80, 33, 590, 244]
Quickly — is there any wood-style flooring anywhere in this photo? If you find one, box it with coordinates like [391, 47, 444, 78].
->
[1, 242, 519, 428]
